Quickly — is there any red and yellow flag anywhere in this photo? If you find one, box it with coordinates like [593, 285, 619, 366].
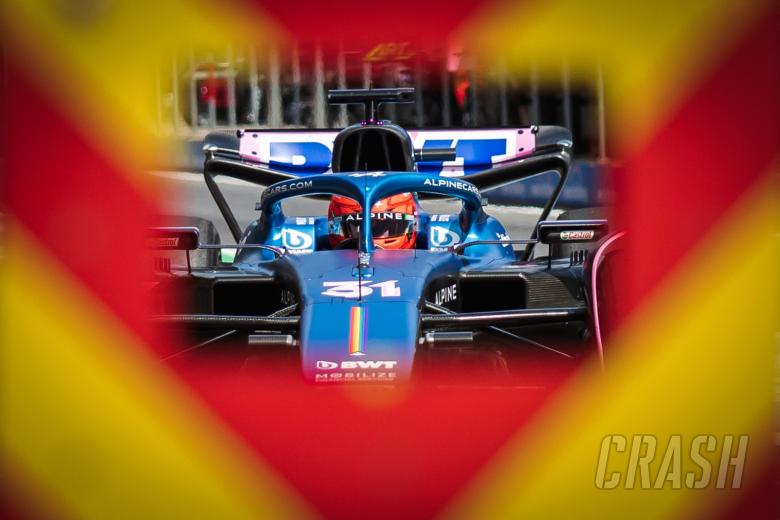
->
[2, 0, 776, 518]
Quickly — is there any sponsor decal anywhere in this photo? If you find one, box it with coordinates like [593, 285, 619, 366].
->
[561, 230, 595, 241]
[269, 141, 331, 174]
[433, 284, 458, 305]
[262, 179, 314, 199]
[148, 237, 179, 248]
[314, 372, 397, 382]
[423, 177, 479, 194]
[496, 232, 512, 248]
[414, 136, 512, 175]
[243, 132, 529, 175]
[344, 212, 408, 221]
[429, 226, 460, 248]
[313, 359, 399, 382]
[321, 280, 401, 299]
[348, 306, 367, 356]
[282, 228, 314, 251]
[315, 360, 398, 370]
[430, 214, 451, 222]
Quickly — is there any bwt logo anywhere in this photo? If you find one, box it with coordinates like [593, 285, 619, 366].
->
[316, 360, 398, 370]
[417, 139, 506, 174]
[429, 226, 460, 248]
[596, 434, 749, 489]
[269, 142, 331, 174]
[282, 228, 313, 250]
[265, 138, 508, 175]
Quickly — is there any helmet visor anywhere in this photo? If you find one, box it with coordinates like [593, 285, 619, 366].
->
[331, 212, 415, 240]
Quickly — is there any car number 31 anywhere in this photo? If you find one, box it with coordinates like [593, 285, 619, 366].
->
[321, 280, 401, 298]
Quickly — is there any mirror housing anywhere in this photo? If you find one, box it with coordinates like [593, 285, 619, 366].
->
[537, 219, 608, 244]
[147, 227, 200, 250]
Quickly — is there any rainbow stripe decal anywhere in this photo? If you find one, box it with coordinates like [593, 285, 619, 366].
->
[348, 306, 366, 356]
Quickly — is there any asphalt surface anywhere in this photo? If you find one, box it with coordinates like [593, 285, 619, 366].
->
[152, 171, 557, 255]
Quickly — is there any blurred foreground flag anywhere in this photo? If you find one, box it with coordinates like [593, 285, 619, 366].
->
[1, 0, 778, 519]
[2, 1, 311, 519]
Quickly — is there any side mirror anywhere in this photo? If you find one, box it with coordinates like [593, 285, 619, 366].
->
[147, 227, 200, 274]
[537, 219, 608, 244]
[147, 227, 200, 250]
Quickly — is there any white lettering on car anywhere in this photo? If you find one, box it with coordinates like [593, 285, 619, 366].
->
[561, 230, 595, 240]
[321, 280, 401, 299]
[262, 180, 314, 199]
[314, 372, 397, 382]
[423, 177, 479, 194]
[433, 284, 458, 305]
[315, 360, 398, 370]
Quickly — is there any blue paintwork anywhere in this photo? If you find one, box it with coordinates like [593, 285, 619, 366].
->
[231, 171, 519, 382]
[289, 250, 462, 382]
[416, 138, 507, 174]
[269, 142, 332, 174]
[257, 172, 486, 254]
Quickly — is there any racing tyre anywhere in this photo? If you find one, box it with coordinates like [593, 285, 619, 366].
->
[549, 207, 608, 259]
[154, 215, 221, 268]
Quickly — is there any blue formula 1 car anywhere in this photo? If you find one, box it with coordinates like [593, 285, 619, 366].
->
[149, 88, 622, 383]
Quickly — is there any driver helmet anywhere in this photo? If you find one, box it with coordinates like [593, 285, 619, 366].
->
[328, 193, 418, 249]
